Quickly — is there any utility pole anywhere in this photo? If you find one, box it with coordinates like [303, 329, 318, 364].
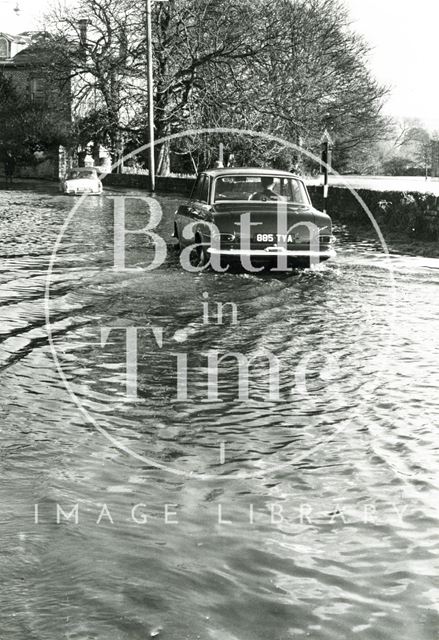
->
[146, 0, 155, 192]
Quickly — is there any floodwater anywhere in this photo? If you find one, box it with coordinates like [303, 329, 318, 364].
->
[0, 182, 438, 640]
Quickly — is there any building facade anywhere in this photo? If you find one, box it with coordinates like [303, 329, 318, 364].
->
[0, 31, 72, 178]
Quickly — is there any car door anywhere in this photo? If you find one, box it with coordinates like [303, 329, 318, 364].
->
[177, 174, 211, 246]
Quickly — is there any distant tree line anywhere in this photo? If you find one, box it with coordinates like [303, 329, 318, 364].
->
[4, 0, 392, 174]
[381, 120, 438, 177]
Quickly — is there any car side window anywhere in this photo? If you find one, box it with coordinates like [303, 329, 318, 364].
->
[199, 175, 209, 203]
[191, 176, 201, 201]
[192, 174, 208, 202]
[290, 179, 309, 203]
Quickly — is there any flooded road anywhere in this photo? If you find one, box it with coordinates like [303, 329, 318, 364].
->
[0, 182, 438, 640]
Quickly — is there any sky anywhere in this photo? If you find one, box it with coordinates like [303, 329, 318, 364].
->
[346, 0, 439, 131]
[1, 0, 438, 131]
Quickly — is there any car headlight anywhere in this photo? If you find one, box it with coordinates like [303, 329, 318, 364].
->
[213, 233, 237, 243]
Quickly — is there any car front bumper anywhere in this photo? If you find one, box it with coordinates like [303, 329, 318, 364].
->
[64, 189, 102, 195]
[207, 247, 336, 261]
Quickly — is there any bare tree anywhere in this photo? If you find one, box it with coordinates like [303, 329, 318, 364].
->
[42, 0, 391, 173]
[152, 0, 390, 172]
[44, 0, 145, 162]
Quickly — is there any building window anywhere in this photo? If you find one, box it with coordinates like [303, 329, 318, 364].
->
[30, 78, 44, 102]
[0, 37, 9, 59]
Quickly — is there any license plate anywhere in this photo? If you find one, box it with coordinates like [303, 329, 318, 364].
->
[255, 233, 300, 243]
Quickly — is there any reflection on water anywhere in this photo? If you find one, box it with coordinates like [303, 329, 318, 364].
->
[0, 184, 438, 639]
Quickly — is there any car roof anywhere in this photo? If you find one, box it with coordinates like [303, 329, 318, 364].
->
[203, 167, 300, 178]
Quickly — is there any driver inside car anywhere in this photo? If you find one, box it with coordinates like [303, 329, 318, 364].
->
[249, 177, 285, 201]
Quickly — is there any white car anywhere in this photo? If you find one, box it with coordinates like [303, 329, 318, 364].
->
[61, 167, 103, 195]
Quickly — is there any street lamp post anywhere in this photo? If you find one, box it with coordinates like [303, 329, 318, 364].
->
[146, 0, 168, 193]
[146, 0, 155, 192]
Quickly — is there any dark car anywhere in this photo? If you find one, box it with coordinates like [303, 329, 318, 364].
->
[173, 168, 335, 271]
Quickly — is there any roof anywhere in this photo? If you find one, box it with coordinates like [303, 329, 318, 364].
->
[203, 167, 298, 178]
[0, 32, 33, 64]
[0, 32, 31, 44]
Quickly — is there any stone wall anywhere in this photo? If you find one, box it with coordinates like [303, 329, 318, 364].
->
[308, 186, 439, 239]
[103, 172, 195, 194]
[0, 157, 59, 179]
[16, 158, 59, 179]
[102, 173, 439, 240]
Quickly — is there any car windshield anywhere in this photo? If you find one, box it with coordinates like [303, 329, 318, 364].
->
[67, 169, 96, 180]
[213, 175, 309, 204]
